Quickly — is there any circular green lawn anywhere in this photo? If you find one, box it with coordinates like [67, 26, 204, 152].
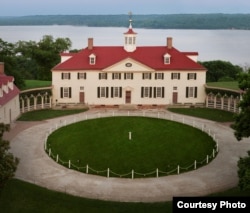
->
[47, 116, 216, 177]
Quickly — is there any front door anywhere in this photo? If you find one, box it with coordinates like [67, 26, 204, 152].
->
[172, 92, 178, 104]
[79, 92, 85, 103]
[125, 91, 131, 104]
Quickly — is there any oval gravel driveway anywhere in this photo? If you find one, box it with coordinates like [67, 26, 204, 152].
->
[8, 109, 250, 202]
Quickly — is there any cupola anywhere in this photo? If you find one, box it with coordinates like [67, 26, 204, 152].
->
[124, 13, 137, 52]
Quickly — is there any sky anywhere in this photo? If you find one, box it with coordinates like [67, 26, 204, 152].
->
[0, 0, 250, 16]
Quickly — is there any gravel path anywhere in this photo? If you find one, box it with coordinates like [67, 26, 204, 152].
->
[5, 109, 250, 202]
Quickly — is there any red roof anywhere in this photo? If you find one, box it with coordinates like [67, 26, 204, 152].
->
[53, 46, 205, 71]
[0, 74, 20, 106]
[124, 28, 137, 35]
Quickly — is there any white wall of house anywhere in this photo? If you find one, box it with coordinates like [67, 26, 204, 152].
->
[0, 95, 20, 124]
[52, 66, 206, 106]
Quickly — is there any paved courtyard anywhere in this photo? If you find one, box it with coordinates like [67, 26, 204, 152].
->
[4, 109, 250, 202]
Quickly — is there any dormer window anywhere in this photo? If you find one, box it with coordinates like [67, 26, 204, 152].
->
[164, 53, 171, 64]
[3, 85, 8, 94]
[89, 53, 96, 65]
[8, 81, 14, 90]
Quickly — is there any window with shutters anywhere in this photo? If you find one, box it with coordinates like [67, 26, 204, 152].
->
[187, 73, 197, 80]
[142, 73, 151, 79]
[171, 73, 180, 80]
[186, 87, 198, 98]
[99, 73, 107, 80]
[155, 73, 164, 80]
[97, 87, 109, 98]
[141, 87, 152, 98]
[111, 87, 122, 98]
[62, 73, 70, 79]
[112, 73, 121, 80]
[78, 72, 86, 79]
[124, 73, 133, 79]
[60, 87, 71, 98]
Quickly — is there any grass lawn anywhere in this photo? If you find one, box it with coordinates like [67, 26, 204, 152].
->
[206, 81, 239, 91]
[167, 108, 236, 122]
[17, 109, 88, 121]
[1, 179, 250, 213]
[23, 80, 52, 90]
[0, 179, 171, 213]
[47, 116, 216, 177]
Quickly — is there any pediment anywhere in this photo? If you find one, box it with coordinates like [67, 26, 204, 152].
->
[103, 58, 155, 72]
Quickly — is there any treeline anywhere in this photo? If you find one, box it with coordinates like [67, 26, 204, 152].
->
[0, 14, 250, 29]
[0, 36, 72, 89]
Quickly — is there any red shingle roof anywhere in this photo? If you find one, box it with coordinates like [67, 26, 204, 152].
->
[0, 74, 20, 106]
[53, 46, 205, 71]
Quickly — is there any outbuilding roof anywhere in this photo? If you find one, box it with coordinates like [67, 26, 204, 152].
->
[0, 74, 20, 106]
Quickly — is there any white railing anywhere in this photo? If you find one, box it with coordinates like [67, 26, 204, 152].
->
[44, 110, 219, 179]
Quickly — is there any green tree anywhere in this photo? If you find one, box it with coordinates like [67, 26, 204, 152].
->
[0, 123, 19, 191]
[15, 36, 72, 80]
[233, 70, 250, 191]
[33, 35, 71, 80]
[200, 60, 243, 82]
[233, 70, 250, 141]
[237, 151, 250, 191]
[0, 38, 25, 89]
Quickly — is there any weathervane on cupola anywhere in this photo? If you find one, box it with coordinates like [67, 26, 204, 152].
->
[124, 11, 137, 52]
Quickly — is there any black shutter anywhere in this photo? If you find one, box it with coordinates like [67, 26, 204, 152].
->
[119, 87, 122, 98]
[106, 87, 109, 98]
[60, 87, 63, 98]
[61, 73, 64, 79]
[171, 73, 173, 79]
[97, 87, 100, 98]
[84, 73, 87, 79]
[68, 73, 71, 79]
[155, 73, 157, 79]
[119, 73, 121, 79]
[124, 73, 127, 80]
[112, 73, 114, 79]
[149, 87, 152, 98]
[69, 87, 72, 98]
[142, 73, 145, 79]
[149, 73, 152, 79]
[194, 73, 197, 80]
[187, 73, 190, 80]
[178, 73, 180, 79]
[105, 73, 108, 79]
[111, 87, 114, 98]
[141, 87, 144, 98]
[154, 87, 156, 98]
[162, 73, 164, 79]
[131, 73, 133, 79]
[194, 87, 198, 98]
[99, 73, 101, 79]
[77, 73, 80, 79]
[162, 87, 165, 98]
[186, 87, 189, 98]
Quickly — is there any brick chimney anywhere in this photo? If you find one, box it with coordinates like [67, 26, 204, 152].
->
[0, 62, 4, 74]
[167, 37, 173, 49]
[88, 38, 93, 50]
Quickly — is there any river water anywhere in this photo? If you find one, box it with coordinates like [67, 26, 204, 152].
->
[0, 25, 250, 67]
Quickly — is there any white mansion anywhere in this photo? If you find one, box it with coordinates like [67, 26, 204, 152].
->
[52, 20, 207, 108]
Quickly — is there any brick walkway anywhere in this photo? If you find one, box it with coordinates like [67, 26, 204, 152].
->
[5, 109, 250, 202]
